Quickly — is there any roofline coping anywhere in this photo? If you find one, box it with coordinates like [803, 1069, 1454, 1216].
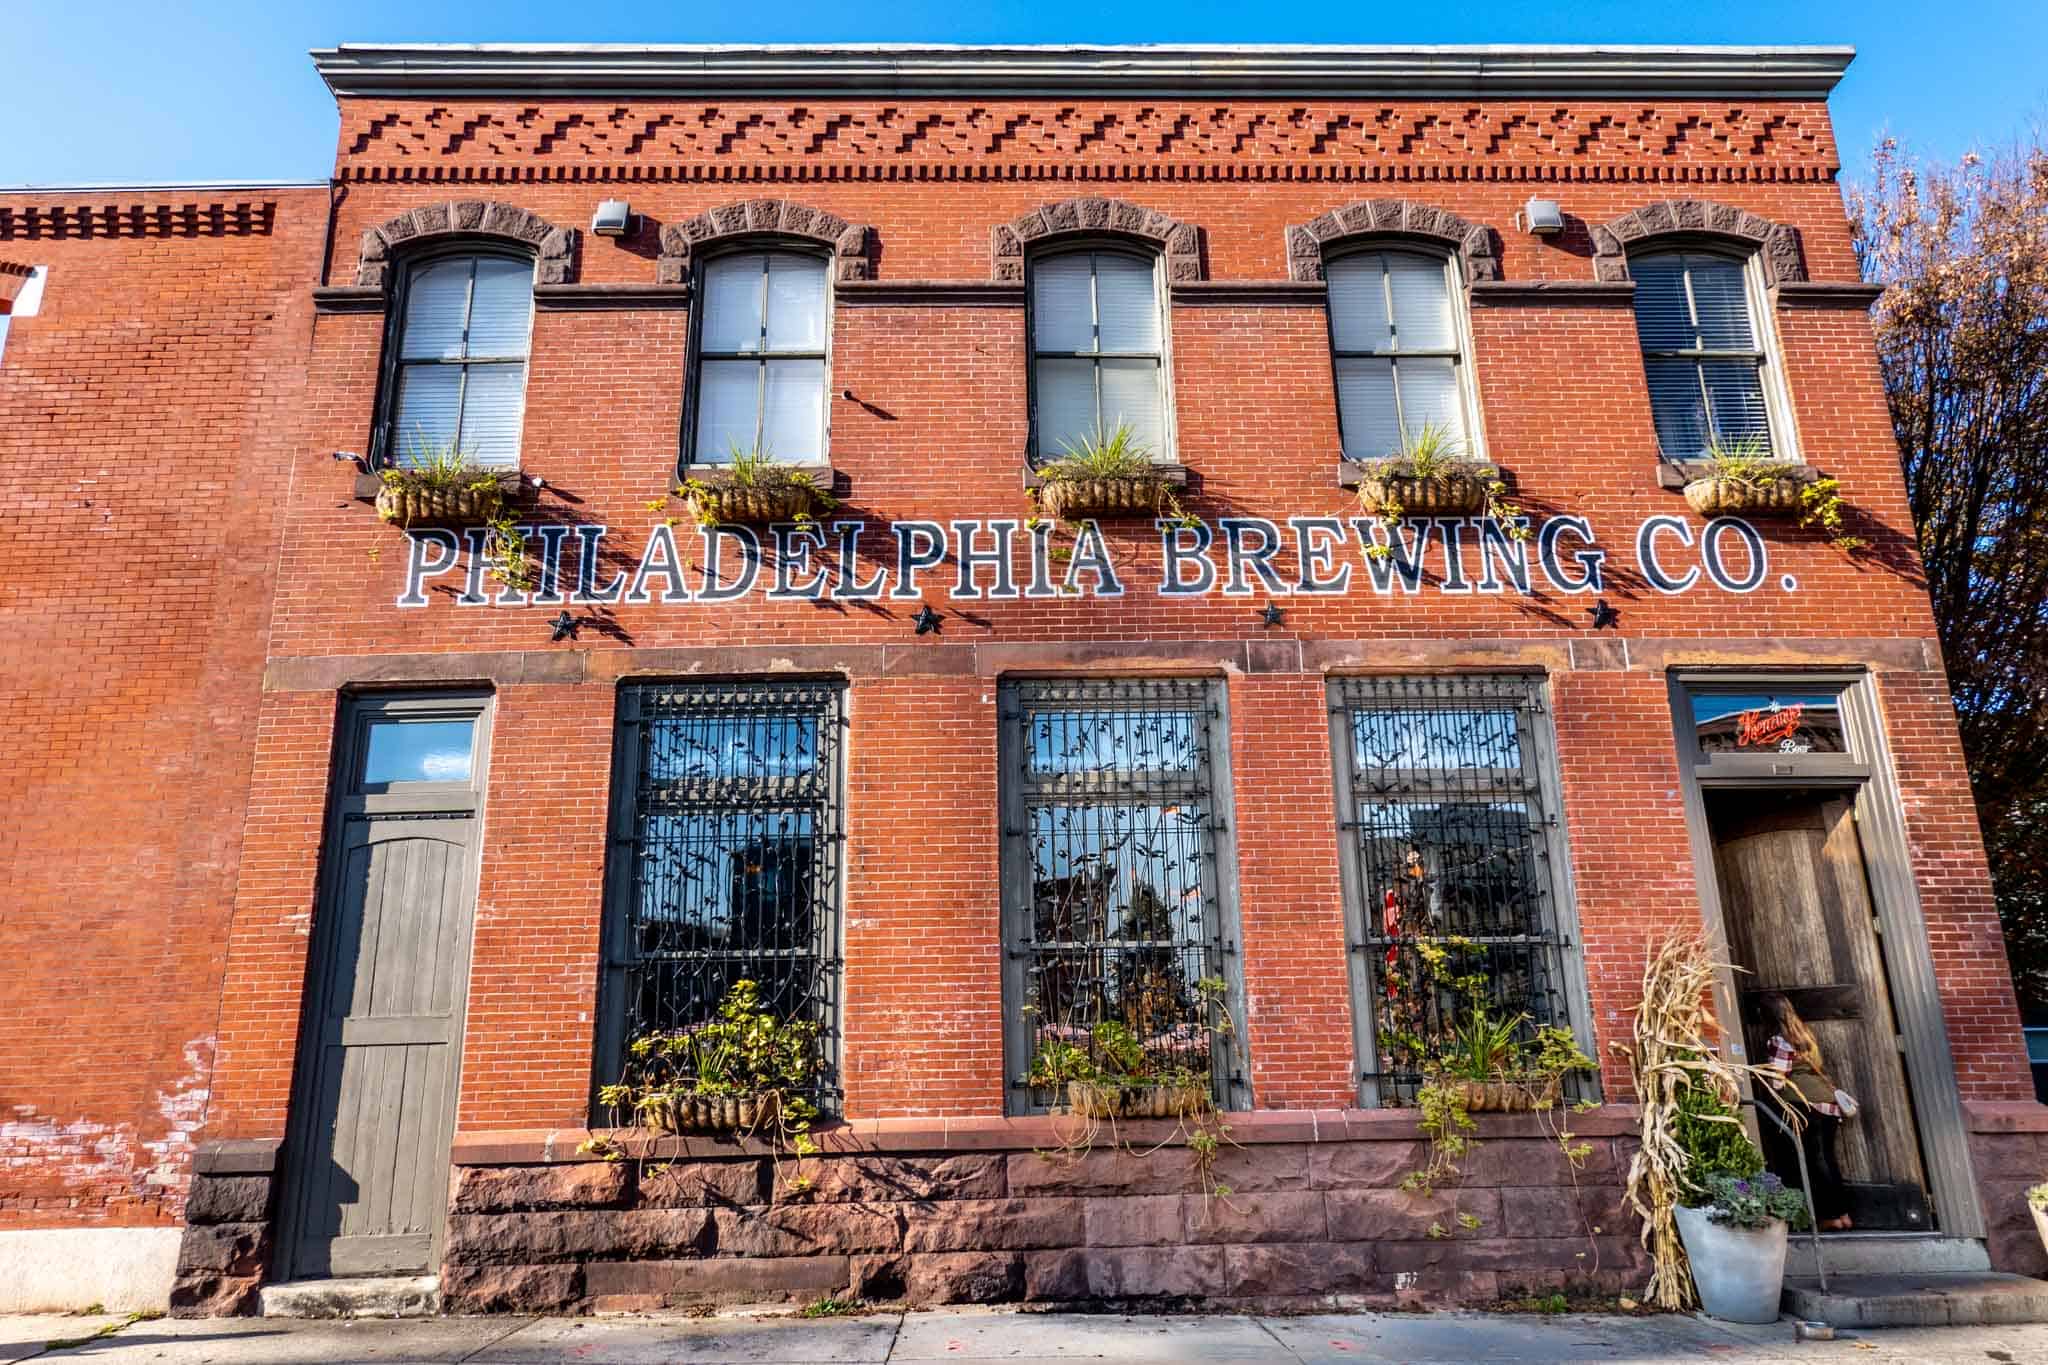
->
[309, 42, 1856, 101]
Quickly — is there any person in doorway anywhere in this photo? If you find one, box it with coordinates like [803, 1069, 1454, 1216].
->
[1761, 992, 1860, 1230]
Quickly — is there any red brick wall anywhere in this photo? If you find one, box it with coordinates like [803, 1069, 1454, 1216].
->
[0, 189, 328, 1227]
[7, 79, 2036, 1232]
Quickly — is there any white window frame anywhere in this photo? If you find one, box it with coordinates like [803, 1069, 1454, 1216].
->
[1323, 244, 1487, 462]
[377, 248, 536, 470]
[684, 246, 834, 467]
[1025, 243, 1176, 464]
[1630, 245, 1802, 463]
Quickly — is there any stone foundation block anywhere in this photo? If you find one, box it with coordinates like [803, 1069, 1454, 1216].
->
[450, 1161, 630, 1214]
[445, 1208, 713, 1264]
[900, 1198, 1084, 1253]
[1083, 1194, 1183, 1247]
[1025, 1245, 1228, 1300]
[183, 1175, 274, 1226]
[175, 1222, 270, 1276]
[712, 1203, 904, 1257]
[1184, 1190, 1327, 1244]
[168, 1271, 262, 1319]
[636, 1158, 769, 1209]
[903, 1251, 1025, 1305]
[1326, 1187, 1501, 1242]
[1225, 1241, 1376, 1295]
[440, 1263, 584, 1313]
[585, 1255, 850, 1304]
[778, 1154, 1005, 1205]
[1497, 1184, 1633, 1239]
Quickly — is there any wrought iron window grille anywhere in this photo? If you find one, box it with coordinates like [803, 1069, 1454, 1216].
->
[1328, 674, 1593, 1107]
[998, 678, 1247, 1115]
[596, 679, 846, 1113]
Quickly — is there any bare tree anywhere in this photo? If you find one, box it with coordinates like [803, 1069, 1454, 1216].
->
[1849, 138, 2048, 1006]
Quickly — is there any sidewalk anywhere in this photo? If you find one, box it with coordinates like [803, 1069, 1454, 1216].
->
[7, 1306, 2048, 1364]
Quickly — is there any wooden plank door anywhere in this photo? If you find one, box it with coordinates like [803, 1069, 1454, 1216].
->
[1710, 790, 1931, 1229]
[281, 694, 489, 1280]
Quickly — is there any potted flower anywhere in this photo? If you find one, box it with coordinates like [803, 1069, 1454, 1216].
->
[1675, 1170, 1811, 1323]
[1430, 1011, 1592, 1113]
[1349, 425, 1526, 556]
[598, 978, 821, 1137]
[1031, 423, 1176, 522]
[374, 434, 512, 527]
[2029, 1184, 2048, 1257]
[1678, 438, 1864, 551]
[677, 444, 837, 526]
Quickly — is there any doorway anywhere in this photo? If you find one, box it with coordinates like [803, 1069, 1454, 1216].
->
[1706, 787, 1931, 1231]
[278, 693, 491, 1280]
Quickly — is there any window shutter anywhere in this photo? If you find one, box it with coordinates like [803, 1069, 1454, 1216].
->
[1326, 255, 1393, 353]
[1031, 254, 1095, 353]
[1093, 254, 1160, 353]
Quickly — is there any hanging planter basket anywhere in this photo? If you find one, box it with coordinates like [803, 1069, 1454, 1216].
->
[374, 478, 508, 528]
[1682, 475, 1805, 519]
[1443, 1074, 1563, 1114]
[636, 1090, 783, 1135]
[1066, 1080, 1211, 1120]
[684, 482, 818, 526]
[1354, 464, 1490, 519]
[1037, 475, 1169, 522]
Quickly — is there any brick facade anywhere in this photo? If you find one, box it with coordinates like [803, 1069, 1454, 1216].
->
[0, 43, 2039, 1313]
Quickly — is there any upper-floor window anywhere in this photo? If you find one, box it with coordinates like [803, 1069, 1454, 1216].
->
[388, 253, 533, 468]
[1030, 248, 1168, 460]
[1631, 249, 1781, 460]
[1326, 248, 1477, 460]
[691, 250, 829, 463]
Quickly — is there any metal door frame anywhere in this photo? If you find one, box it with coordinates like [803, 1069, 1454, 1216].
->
[1665, 667, 1981, 1238]
[277, 688, 495, 1280]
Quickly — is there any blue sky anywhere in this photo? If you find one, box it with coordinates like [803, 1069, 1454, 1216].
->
[3, 1, 2040, 187]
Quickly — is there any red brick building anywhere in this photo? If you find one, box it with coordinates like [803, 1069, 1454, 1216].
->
[1, 42, 2041, 1316]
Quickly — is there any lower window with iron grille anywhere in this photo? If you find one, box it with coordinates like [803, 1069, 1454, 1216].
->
[999, 678, 1248, 1116]
[1328, 674, 1594, 1107]
[594, 679, 845, 1117]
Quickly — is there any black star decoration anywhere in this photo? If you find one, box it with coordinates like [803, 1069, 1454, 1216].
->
[1261, 602, 1285, 627]
[549, 610, 579, 642]
[912, 603, 942, 635]
[1587, 598, 1621, 631]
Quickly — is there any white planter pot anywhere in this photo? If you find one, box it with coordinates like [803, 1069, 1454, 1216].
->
[1675, 1203, 1788, 1324]
[2032, 1202, 2048, 1258]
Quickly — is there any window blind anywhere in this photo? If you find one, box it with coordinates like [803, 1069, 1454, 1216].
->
[1031, 250, 1166, 458]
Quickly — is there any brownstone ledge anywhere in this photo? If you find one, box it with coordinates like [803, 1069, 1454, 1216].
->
[1965, 1100, 2048, 1133]
[453, 1106, 1644, 1166]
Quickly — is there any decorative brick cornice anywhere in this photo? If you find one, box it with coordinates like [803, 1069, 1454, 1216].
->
[354, 200, 577, 290]
[1284, 199, 1500, 284]
[992, 197, 1203, 282]
[330, 101, 1839, 186]
[655, 199, 871, 285]
[1591, 198, 1806, 285]
[0, 199, 277, 240]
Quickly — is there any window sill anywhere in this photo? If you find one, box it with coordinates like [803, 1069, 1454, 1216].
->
[682, 460, 842, 497]
[353, 466, 526, 504]
[1021, 460, 1190, 492]
[1655, 459, 1819, 490]
[1337, 458, 1498, 490]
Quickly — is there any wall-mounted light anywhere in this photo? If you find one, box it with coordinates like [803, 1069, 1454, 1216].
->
[591, 200, 634, 237]
[1517, 198, 1565, 237]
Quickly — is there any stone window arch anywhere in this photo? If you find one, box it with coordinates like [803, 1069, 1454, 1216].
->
[1590, 199, 1807, 287]
[1284, 200, 1501, 285]
[993, 198, 1204, 283]
[657, 200, 872, 286]
[355, 201, 576, 291]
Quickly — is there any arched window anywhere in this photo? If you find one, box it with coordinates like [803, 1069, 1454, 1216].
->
[386, 253, 534, 468]
[690, 249, 830, 463]
[1324, 247, 1478, 461]
[1631, 249, 1780, 460]
[1029, 248, 1168, 460]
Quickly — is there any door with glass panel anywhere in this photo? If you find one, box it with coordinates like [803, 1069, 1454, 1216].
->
[1328, 675, 1591, 1107]
[280, 693, 490, 1279]
[998, 678, 1246, 1115]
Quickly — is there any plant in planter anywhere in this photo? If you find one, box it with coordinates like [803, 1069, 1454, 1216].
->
[1680, 438, 1866, 552]
[1350, 424, 1526, 559]
[674, 444, 838, 527]
[375, 434, 511, 528]
[1032, 424, 1196, 527]
[1675, 1171, 1811, 1324]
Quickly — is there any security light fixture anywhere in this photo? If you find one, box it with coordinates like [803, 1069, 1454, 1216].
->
[591, 200, 633, 237]
[1520, 198, 1565, 236]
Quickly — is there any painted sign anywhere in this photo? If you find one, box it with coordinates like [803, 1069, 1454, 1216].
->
[396, 513, 1796, 609]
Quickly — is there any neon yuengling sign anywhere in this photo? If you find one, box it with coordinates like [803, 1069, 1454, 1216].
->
[396, 513, 1795, 608]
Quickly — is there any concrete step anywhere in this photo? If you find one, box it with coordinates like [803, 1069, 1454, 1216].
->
[1784, 1271, 2048, 1327]
[258, 1276, 439, 1319]
[1785, 1232, 1990, 1277]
